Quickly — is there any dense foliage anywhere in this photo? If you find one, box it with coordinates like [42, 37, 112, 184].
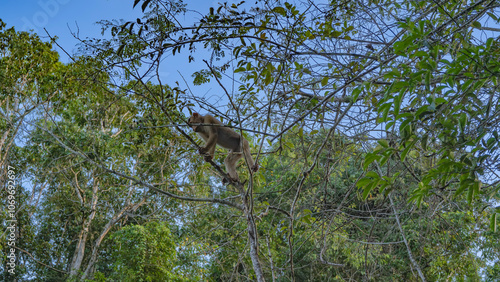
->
[1, 0, 500, 280]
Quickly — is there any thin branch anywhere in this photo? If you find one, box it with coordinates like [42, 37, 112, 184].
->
[126, 123, 275, 137]
[14, 246, 68, 274]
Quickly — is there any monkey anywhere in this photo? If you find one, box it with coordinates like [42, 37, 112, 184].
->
[188, 113, 258, 182]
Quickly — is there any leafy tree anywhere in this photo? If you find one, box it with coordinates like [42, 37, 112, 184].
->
[108, 0, 500, 278]
[3, 0, 500, 280]
[77, 0, 500, 280]
[0, 21, 197, 280]
[98, 221, 188, 281]
[0, 20, 66, 280]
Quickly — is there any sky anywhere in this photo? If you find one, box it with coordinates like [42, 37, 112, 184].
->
[1, 0, 144, 59]
[0, 0, 236, 104]
[0, 0, 216, 56]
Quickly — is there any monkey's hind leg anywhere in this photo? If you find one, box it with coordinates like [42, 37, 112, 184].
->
[242, 141, 258, 172]
[224, 151, 243, 182]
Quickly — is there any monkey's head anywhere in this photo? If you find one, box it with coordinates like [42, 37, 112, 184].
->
[188, 112, 203, 132]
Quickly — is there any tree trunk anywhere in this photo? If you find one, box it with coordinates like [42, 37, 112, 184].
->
[246, 209, 265, 282]
[240, 181, 265, 282]
[390, 194, 426, 281]
[80, 199, 146, 280]
[69, 179, 99, 277]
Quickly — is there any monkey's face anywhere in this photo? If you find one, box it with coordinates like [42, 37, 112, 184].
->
[188, 113, 203, 132]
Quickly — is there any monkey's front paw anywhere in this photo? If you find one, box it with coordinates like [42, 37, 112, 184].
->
[198, 147, 208, 155]
[222, 176, 239, 185]
[203, 154, 212, 162]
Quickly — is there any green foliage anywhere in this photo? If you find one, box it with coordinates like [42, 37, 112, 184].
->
[0, 22, 196, 281]
[102, 222, 185, 281]
[3, 0, 500, 280]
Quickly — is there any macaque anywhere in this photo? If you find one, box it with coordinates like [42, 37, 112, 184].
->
[188, 113, 258, 182]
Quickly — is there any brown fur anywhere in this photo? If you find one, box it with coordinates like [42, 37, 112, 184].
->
[188, 113, 258, 181]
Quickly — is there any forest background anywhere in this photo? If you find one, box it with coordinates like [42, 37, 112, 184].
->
[1, 0, 500, 281]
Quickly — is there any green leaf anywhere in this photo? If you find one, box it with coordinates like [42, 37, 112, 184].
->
[382, 103, 392, 122]
[301, 215, 313, 224]
[394, 94, 401, 117]
[400, 138, 417, 161]
[487, 12, 498, 21]
[117, 44, 125, 56]
[356, 177, 372, 188]
[415, 105, 431, 120]
[459, 113, 467, 132]
[141, 0, 151, 12]
[365, 171, 379, 178]
[491, 214, 497, 232]
[363, 153, 380, 170]
[362, 180, 379, 200]
[352, 87, 362, 101]
[421, 134, 428, 151]
[385, 121, 395, 130]
[264, 73, 273, 85]
[378, 139, 389, 148]
[412, 50, 428, 58]
[467, 183, 474, 204]
[379, 154, 390, 166]
[474, 180, 481, 195]
[321, 76, 329, 86]
[272, 6, 287, 16]
[399, 119, 412, 136]
[384, 69, 401, 79]
[362, 185, 372, 199]
[425, 71, 431, 90]
[393, 39, 411, 54]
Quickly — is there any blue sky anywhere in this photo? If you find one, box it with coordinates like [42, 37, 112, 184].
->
[1, 0, 232, 100]
[0, 0, 218, 59]
[1, 0, 144, 59]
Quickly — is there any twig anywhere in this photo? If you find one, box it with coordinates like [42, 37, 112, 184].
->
[15, 246, 68, 274]
[124, 123, 275, 137]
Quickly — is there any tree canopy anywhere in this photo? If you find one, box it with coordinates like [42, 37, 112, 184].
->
[1, 0, 500, 280]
